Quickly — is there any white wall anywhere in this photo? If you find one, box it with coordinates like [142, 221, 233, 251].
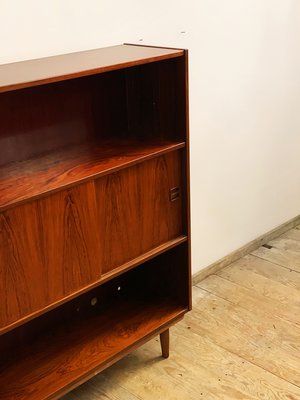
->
[1, 0, 300, 273]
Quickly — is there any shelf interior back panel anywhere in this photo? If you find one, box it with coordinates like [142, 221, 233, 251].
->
[0, 300, 186, 400]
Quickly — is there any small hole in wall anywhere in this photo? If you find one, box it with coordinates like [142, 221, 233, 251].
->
[117, 286, 121, 292]
[90, 297, 98, 306]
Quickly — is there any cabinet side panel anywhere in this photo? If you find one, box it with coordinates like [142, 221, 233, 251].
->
[0, 181, 101, 331]
[95, 151, 183, 274]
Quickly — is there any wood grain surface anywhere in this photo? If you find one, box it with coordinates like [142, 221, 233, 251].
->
[0, 149, 186, 333]
[0, 45, 183, 93]
[252, 244, 300, 272]
[0, 140, 184, 211]
[0, 181, 101, 333]
[159, 329, 170, 358]
[218, 254, 300, 290]
[0, 45, 191, 400]
[283, 228, 300, 240]
[95, 151, 183, 274]
[0, 300, 185, 400]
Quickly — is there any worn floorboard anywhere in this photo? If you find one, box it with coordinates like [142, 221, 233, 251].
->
[251, 246, 300, 272]
[281, 229, 300, 241]
[64, 229, 300, 400]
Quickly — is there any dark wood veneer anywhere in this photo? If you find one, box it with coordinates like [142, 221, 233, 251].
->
[0, 140, 184, 211]
[95, 150, 183, 274]
[0, 45, 183, 93]
[0, 305, 184, 400]
[0, 44, 190, 399]
[0, 247, 189, 399]
[0, 182, 101, 331]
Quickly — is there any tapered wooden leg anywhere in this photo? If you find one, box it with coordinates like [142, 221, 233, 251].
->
[160, 329, 170, 358]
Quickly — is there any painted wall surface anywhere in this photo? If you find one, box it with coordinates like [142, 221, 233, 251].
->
[1, 1, 300, 273]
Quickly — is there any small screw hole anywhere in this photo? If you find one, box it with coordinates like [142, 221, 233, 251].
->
[91, 297, 98, 306]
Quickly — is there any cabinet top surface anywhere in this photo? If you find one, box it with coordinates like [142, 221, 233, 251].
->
[0, 44, 184, 93]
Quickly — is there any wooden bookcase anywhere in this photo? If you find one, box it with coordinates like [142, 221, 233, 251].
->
[0, 44, 191, 399]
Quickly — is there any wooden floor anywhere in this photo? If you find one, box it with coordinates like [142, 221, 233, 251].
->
[64, 226, 300, 400]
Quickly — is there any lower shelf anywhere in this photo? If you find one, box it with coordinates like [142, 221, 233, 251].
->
[0, 300, 186, 400]
[0, 241, 190, 400]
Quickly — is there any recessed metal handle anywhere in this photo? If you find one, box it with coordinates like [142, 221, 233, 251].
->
[169, 187, 181, 202]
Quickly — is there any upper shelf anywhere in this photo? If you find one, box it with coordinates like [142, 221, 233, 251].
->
[0, 140, 185, 211]
[0, 44, 184, 93]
